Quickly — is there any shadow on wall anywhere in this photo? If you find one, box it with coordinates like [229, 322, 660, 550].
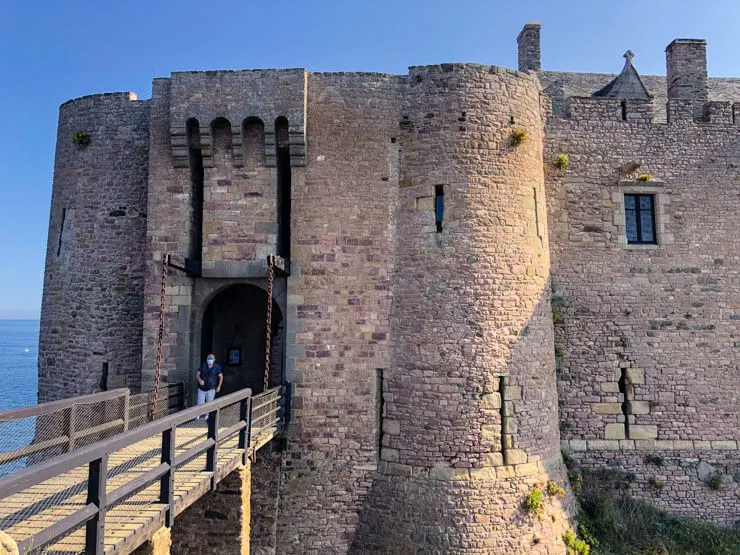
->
[351, 282, 580, 553]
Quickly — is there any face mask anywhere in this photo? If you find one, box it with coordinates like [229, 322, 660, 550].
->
[207, 358, 214, 365]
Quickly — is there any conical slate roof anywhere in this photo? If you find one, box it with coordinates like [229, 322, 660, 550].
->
[593, 50, 653, 99]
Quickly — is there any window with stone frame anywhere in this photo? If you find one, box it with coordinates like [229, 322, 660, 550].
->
[624, 193, 657, 244]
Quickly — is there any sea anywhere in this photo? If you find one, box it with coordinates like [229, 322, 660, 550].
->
[0, 319, 39, 411]
[0, 319, 39, 474]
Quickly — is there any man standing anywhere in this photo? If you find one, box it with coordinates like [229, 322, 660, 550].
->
[197, 353, 223, 407]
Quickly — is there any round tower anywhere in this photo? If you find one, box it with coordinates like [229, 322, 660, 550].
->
[38, 93, 150, 401]
[356, 65, 575, 552]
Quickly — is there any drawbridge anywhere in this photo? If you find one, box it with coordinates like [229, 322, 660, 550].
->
[0, 384, 284, 554]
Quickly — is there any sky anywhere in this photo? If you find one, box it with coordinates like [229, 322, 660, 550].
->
[1, 0, 739, 319]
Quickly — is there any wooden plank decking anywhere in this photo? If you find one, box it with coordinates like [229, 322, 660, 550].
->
[0, 425, 245, 554]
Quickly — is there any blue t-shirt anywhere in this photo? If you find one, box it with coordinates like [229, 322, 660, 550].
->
[198, 363, 222, 391]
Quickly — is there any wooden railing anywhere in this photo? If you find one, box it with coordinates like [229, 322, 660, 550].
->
[0, 384, 186, 470]
[0, 389, 130, 468]
[0, 385, 284, 554]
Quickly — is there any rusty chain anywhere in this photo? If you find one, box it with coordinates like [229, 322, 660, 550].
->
[149, 254, 168, 422]
[263, 255, 275, 393]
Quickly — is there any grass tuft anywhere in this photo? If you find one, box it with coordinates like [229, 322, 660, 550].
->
[574, 470, 740, 555]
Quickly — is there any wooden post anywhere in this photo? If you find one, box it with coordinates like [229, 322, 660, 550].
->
[206, 408, 219, 491]
[123, 390, 130, 431]
[160, 426, 176, 527]
[85, 455, 108, 555]
[67, 404, 77, 452]
[240, 459, 251, 555]
[239, 397, 251, 465]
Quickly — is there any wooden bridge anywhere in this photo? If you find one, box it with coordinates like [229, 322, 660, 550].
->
[0, 385, 284, 554]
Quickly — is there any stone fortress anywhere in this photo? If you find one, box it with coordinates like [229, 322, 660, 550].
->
[38, 22, 738, 553]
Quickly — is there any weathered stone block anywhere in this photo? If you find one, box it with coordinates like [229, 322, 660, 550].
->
[496, 465, 517, 479]
[505, 449, 528, 465]
[628, 401, 651, 414]
[626, 367, 645, 384]
[569, 439, 587, 451]
[711, 440, 737, 450]
[502, 385, 522, 401]
[381, 447, 399, 462]
[469, 467, 497, 481]
[604, 423, 626, 440]
[382, 419, 400, 435]
[600, 382, 620, 393]
[629, 425, 658, 439]
[481, 393, 502, 409]
[481, 424, 499, 439]
[485, 452, 504, 466]
[515, 462, 539, 476]
[387, 463, 413, 477]
[592, 402, 623, 414]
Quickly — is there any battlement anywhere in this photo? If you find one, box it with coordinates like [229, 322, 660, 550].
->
[558, 95, 740, 125]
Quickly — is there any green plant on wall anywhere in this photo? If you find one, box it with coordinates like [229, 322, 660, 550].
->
[547, 480, 566, 498]
[649, 478, 665, 492]
[72, 130, 92, 147]
[708, 474, 723, 491]
[554, 343, 566, 359]
[510, 128, 527, 147]
[524, 488, 545, 518]
[552, 294, 566, 325]
[554, 153, 569, 171]
[563, 530, 591, 555]
[636, 174, 653, 181]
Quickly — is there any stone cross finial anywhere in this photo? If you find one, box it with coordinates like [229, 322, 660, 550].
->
[624, 50, 635, 64]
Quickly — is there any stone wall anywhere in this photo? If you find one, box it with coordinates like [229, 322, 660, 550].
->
[275, 70, 403, 553]
[39, 93, 149, 400]
[565, 444, 739, 526]
[171, 464, 250, 554]
[546, 93, 740, 524]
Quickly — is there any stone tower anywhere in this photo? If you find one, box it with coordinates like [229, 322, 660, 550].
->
[38, 93, 150, 401]
[354, 64, 574, 552]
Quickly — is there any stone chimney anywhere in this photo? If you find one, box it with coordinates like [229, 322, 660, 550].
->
[666, 39, 707, 119]
[517, 22, 541, 71]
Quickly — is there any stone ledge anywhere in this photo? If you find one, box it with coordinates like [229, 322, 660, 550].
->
[562, 439, 738, 452]
[378, 457, 558, 481]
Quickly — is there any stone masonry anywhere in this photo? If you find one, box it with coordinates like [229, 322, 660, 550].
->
[38, 22, 738, 553]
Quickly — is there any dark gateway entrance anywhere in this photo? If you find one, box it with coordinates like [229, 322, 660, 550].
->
[200, 284, 283, 396]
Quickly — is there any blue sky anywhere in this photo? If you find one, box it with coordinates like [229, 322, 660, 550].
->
[1, 0, 739, 319]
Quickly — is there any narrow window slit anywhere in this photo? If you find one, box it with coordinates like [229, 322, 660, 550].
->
[533, 187, 542, 239]
[186, 118, 204, 262]
[56, 208, 67, 257]
[618, 367, 631, 438]
[621, 100, 627, 121]
[435, 185, 444, 233]
[376, 369, 385, 460]
[499, 377, 509, 461]
[276, 116, 291, 258]
[101, 362, 109, 391]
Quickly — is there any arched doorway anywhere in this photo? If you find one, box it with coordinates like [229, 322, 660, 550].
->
[200, 284, 283, 396]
